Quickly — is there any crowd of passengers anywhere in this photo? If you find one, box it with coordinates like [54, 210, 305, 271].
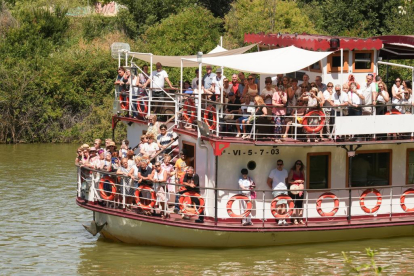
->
[76, 121, 309, 226]
[115, 64, 414, 142]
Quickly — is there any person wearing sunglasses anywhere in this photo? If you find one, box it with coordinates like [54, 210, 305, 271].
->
[150, 161, 168, 218]
[267, 159, 289, 226]
[392, 78, 405, 112]
[314, 76, 327, 92]
[241, 74, 258, 102]
[375, 81, 390, 115]
[333, 84, 349, 116]
[360, 74, 376, 115]
[288, 160, 305, 225]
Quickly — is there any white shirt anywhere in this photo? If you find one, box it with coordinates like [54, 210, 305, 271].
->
[268, 168, 288, 190]
[151, 70, 169, 91]
[348, 90, 362, 105]
[146, 142, 159, 157]
[323, 90, 334, 111]
[333, 91, 349, 108]
[361, 82, 375, 113]
[261, 88, 275, 104]
[213, 75, 226, 95]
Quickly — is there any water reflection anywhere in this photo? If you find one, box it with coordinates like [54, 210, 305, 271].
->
[0, 144, 413, 275]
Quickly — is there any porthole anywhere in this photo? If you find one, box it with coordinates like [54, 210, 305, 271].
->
[247, 160, 256, 171]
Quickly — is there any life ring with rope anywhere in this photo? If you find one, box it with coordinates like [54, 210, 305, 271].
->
[400, 188, 414, 212]
[226, 194, 253, 218]
[182, 98, 196, 124]
[385, 109, 402, 115]
[119, 94, 129, 110]
[316, 192, 340, 217]
[98, 175, 117, 201]
[203, 105, 217, 130]
[135, 185, 156, 211]
[302, 110, 326, 133]
[137, 96, 148, 118]
[270, 195, 295, 218]
[360, 188, 382, 213]
[179, 191, 205, 216]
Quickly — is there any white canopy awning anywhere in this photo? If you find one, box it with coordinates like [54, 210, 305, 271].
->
[129, 44, 256, 68]
[184, 46, 333, 74]
[208, 45, 227, 54]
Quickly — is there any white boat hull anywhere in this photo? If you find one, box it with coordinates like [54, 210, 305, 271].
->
[95, 212, 414, 248]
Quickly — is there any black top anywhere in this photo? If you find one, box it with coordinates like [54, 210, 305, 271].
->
[226, 98, 241, 113]
[138, 166, 153, 185]
[182, 173, 200, 193]
[255, 106, 265, 116]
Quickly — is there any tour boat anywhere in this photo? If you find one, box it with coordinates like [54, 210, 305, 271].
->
[77, 33, 414, 247]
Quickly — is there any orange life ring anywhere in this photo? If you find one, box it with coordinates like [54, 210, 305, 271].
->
[98, 176, 116, 201]
[226, 194, 253, 218]
[270, 195, 295, 218]
[203, 105, 217, 130]
[360, 188, 382, 213]
[120, 94, 129, 110]
[179, 191, 205, 216]
[137, 96, 148, 118]
[302, 110, 326, 133]
[385, 109, 402, 115]
[400, 188, 414, 212]
[182, 98, 196, 124]
[135, 185, 156, 211]
[316, 192, 339, 217]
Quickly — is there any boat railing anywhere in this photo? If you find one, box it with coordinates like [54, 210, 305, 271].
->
[113, 88, 414, 142]
[77, 166, 414, 227]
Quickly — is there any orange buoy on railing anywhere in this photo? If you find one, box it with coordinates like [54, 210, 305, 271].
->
[98, 175, 117, 201]
[226, 194, 252, 218]
[120, 94, 129, 110]
[137, 97, 148, 118]
[135, 185, 156, 211]
[203, 105, 217, 130]
[179, 191, 205, 216]
[302, 110, 326, 133]
[400, 188, 414, 212]
[270, 195, 295, 218]
[182, 98, 196, 124]
[360, 188, 382, 213]
[385, 109, 402, 115]
[316, 192, 340, 217]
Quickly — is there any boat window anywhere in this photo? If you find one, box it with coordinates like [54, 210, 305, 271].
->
[348, 150, 391, 187]
[352, 50, 374, 73]
[307, 152, 331, 189]
[327, 51, 349, 73]
[182, 141, 195, 170]
[309, 61, 322, 73]
[407, 149, 414, 184]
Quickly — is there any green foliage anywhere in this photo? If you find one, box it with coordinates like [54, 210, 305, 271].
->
[81, 15, 116, 41]
[342, 248, 390, 275]
[116, 0, 199, 38]
[225, 0, 316, 46]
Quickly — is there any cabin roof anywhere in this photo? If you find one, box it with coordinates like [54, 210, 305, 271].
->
[244, 33, 384, 51]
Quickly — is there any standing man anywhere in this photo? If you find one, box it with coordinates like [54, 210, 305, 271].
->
[361, 74, 377, 115]
[143, 62, 174, 114]
[237, 72, 246, 96]
[315, 76, 327, 92]
[202, 65, 216, 91]
[213, 68, 226, 99]
[267, 159, 289, 226]
[191, 68, 199, 90]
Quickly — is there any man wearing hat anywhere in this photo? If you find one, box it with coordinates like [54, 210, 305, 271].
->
[202, 65, 216, 90]
[213, 68, 226, 96]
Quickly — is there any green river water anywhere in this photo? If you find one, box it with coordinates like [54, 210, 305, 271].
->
[1, 144, 413, 275]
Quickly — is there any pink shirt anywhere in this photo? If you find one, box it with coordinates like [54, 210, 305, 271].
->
[272, 91, 286, 116]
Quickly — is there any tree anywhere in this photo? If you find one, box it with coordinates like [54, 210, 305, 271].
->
[115, 0, 198, 39]
[224, 0, 317, 47]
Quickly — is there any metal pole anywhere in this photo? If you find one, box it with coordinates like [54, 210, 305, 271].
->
[214, 155, 218, 226]
[389, 187, 393, 221]
[340, 48, 343, 86]
[148, 54, 153, 118]
[262, 191, 265, 228]
[198, 59, 202, 138]
[348, 146, 353, 224]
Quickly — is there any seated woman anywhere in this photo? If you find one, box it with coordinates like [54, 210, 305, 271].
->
[261, 77, 275, 116]
[238, 168, 255, 226]
[288, 160, 305, 225]
[402, 88, 413, 114]
[150, 161, 168, 218]
[147, 115, 161, 138]
[249, 96, 268, 139]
